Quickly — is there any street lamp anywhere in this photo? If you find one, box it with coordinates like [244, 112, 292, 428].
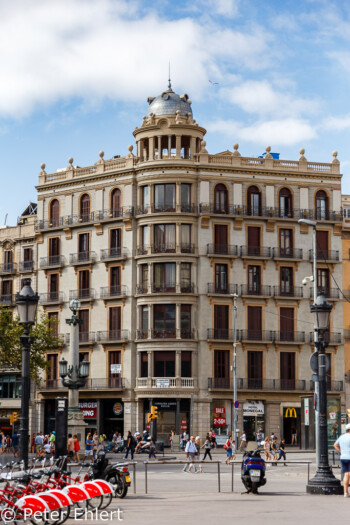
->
[61, 300, 89, 438]
[15, 278, 39, 468]
[306, 293, 342, 494]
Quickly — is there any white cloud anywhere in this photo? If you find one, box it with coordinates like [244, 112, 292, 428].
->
[322, 114, 350, 131]
[207, 117, 317, 146]
[220, 80, 320, 117]
[0, 0, 271, 118]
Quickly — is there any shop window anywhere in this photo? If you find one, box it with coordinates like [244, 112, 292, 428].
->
[181, 351, 192, 377]
[154, 351, 175, 377]
[247, 351, 263, 388]
[279, 229, 293, 257]
[215, 264, 228, 293]
[316, 190, 328, 220]
[214, 350, 230, 388]
[180, 305, 191, 338]
[80, 194, 90, 222]
[247, 186, 261, 216]
[214, 184, 228, 214]
[50, 199, 60, 227]
[280, 352, 295, 390]
[279, 188, 293, 218]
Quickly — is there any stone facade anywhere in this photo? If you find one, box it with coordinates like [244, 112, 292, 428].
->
[33, 85, 344, 445]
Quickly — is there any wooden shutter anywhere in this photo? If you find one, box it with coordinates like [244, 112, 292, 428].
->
[247, 306, 261, 339]
[247, 227, 260, 256]
[280, 352, 295, 389]
[316, 231, 328, 258]
[109, 307, 121, 333]
[214, 225, 228, 253]
[214, 350, 229, 388]
[280, 307, 294, 341]
[214, 305, 229, 338]
[248, 351, 263, 388]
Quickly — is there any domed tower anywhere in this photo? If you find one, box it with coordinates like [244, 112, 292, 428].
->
[133, 81, 206, 161]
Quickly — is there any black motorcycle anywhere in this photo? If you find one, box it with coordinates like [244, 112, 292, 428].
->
[93, 451, 131, 498]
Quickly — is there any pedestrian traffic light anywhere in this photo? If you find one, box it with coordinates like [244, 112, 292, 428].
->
[151, 406, 158, 419]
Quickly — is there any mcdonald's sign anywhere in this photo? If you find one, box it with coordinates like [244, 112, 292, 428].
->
[285, 407, 297, 418]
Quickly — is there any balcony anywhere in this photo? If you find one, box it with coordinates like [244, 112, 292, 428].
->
[272, 248, 303, 260]
[0, 263, 17, 275]
[19, 261, 34, 273]
[93, 207, 134, 221]
[273, 331, 305, 343]
[180, 243, 195, 254]
[69, 289, 96, 301]
[309, 249, 339, 262]
[39, 292, 65, 305]
[208, 377, 315, 391]
[96, 330, 129, 343]
[138, 329, 196, 340]
[240, 246, 272, 258]
[312, 380, 343, 392]
[42, 377, 125, 390]
[309, 332, 342, 345]
[135, 284, 149, 295]
[207, 283, 238, 295]
[207, 329, 234, 341]
[65, 332, 95, 344]
[240, 285, 271, 297]
[151, 244, 176, 254]
[40, 255, 65, 269]
[36, 218, 64, 230]
[137, 377, 195, 388]
[100, 285, 127, 299]
[69, 251, 97, 265]
[273, 286, 303, 299]
[206, 244, 238, 256]
[309, 288, 340, 300]
[100, 247, 127, 261]
[180, 282, 195, 293]
[239, 330, 274, 342]
[151, 283, 176, 293]
[136, 245, 149, 256]
[0, 294, 15, 306]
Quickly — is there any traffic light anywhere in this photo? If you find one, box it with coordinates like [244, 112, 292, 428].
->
[151, 406, 158, 419]
[347, 408, 350, 420]
[10, 412, 19, 425]
[147, 412, 153, 423]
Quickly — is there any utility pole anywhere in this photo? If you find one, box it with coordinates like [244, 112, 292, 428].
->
[231, 293, 238, 451]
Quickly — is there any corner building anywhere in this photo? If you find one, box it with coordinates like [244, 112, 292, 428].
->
[35, 84, 345, 444]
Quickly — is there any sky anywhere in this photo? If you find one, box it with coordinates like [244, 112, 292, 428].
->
[1, 0, 350, 224]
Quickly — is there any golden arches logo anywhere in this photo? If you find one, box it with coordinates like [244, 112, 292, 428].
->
[285, 408, 297, 418]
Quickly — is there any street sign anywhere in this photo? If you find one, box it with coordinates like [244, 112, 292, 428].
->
[234, 401, 239, 408]
[310, 353, 330, 373]
[213, 417, 226, 426]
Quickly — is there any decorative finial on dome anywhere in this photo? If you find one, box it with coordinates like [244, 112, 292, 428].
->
[299, 148, 307, 161]
[232, 143, 241, 157]
[265, 145, 272, 159]
[168, 61, 172, 90]
[40, 163, 46, 171]
[68, 157, 74, 166]
[332, 151, 339, 164]
[99, 151, 104, 159]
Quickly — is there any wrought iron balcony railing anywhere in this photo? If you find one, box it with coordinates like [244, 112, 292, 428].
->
[19, 261, 34, 272]
[39, 292, 65, 304]
[240, 285, 271, 296]
[308, 249, 339, 262]
[309, 288, 340, 299]
[0, 294, 15, 306]
[69, 251, 97, 264]
[273, 286, 303, 298]
[240, 246, 272, 258]
[0, 263, 17, 275]
[273, 331, 305, 343]
[100, 285, 127, 298]
[100, 247, 127, 260]
[206, 244, 238, 256]
[207, 283, 238, 295]
[238, 330, 274, 342]
[96, 330, 129, 343]
[40, 255, 65, 268]
[69, 289, 96, 301]
[272, 247, 303, 259]
[309, 332, 342, 344]
[65, 332, 95, 344]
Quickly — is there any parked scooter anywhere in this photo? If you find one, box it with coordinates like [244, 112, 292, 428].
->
[92, 451, 131, 498]
[241, 448, 266, 494]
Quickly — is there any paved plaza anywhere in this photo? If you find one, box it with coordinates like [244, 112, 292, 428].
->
[60, 452, 349, 525]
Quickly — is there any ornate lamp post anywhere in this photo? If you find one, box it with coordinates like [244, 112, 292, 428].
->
[59, 300, 89, 438]
[15, 278, 39, 468]
[306, 293, 342, 494]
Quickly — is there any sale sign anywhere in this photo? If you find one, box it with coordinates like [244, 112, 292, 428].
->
[214, 407, 225, 415]
[213, 416, 226, 426]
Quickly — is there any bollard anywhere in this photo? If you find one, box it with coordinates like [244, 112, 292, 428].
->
[145, 462, 148, 494]
[133, 463, 136, 494]
[218, 462, 221, 493]
[231, 462, 234, 493]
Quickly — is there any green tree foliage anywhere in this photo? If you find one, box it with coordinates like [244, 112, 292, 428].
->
[0, 308, 61, 383]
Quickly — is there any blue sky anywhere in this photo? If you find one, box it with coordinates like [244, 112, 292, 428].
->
[1, 0, 350, 224]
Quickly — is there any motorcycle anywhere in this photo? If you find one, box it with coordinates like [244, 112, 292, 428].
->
[93, 451, 131, 499]
[241, 448, 266, 494]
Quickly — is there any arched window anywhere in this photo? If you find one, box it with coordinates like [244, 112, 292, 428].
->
[80, 194, 90, 222]
[49, 199, 60, 227]
[214, 184, 228, 214]
[316, 190, 328, 220]
[279, 188, 293, 218]
[247, 186, 261, 216]
[111, 188, 121, 217]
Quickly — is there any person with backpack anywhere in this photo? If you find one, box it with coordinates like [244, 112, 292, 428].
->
[124, 431, 135, 460]
[201, 433, 213, 461]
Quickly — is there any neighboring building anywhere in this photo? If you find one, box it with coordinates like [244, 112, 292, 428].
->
[35, 83, 345, 444]
[0, 203, 37, 433]
[342, 195, 350, 410]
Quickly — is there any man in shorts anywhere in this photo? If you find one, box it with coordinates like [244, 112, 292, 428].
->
[11, 432, 19, 458]
[334, 423, 350, 497]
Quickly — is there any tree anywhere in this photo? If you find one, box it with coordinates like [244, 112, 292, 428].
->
[0, 308, 62, 383]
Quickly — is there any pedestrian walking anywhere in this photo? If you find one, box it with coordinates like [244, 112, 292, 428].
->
[73, 434, 80, 463]
[278, 439, 286, 462]
[239, 431, 247, 452]
[263, 436, 271, 461]
[148, 436, 156, 460]
[209, 431, 217, 449]
[67, 433, 74, 462]
[84, 433, 94, 463]
[183, 436, 198, 473]
[195, 436, 203, 473]
[124, 431, 135, 460]
[35, 432, 44, 457]
[201, 434, 213, 461]
[92, 431, 99, 459]
[271, 437, 279, 461]
[11, 431, 20, 458]
[180, 430, 189, 450]
[169, 429, 175, 451]
[31, 434, 36, 454]
[224, 434, 236, 464]
[334, 423, 350, 497]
